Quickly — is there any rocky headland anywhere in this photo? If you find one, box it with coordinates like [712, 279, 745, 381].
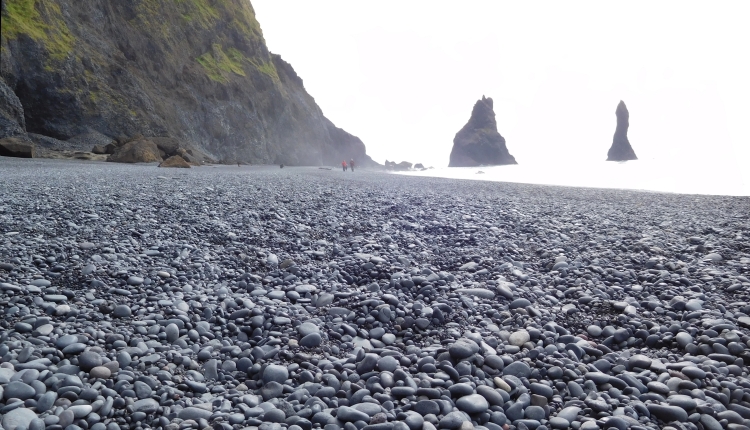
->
[607, 101, 638, 162]
[449, 97, 517, 167]
[0, 0, 375, 166]
[2, 158, 750, 430]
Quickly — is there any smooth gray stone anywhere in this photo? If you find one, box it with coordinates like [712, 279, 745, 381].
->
[456, 288, 495, 299]
[134, 381, 152, 399]
[675, 332, 693, 348]
[414, 400, 441, 415]
[377, 356, 399, 372]
[300, 332, 322, 347]
[699, 414, 723, 430]
[28, 418, 45, 430]
[628, 354, 652, 369]
[178, 407, 213, 420]
[548, 417, 570, 429]
[509, 298, 531, 309]
[456, 394, 489, 414]
[525, 405, 546, 420]
[37, 392, 57, 412]
[165, 323, 179, 343]
[438, 411, 469, 429]
[351, 402, 382, 417]
[113, 305, 131, 318]
[2, 408, 37, 430]
[58, 410, 75, 427]
[503, 361, 531, 378]
[448, 338, 479, 359]
[68, 405, 93, 418]
[56, 335, 79, 349]
[204, 359, 218, 380]
[297, 322, 319, 336]
[403, 412, 424, 430]
[78, 351, 102, 371]
[262, 364, 288, 384]
[556, 406, 581, 422]
[647, 404, 688, 422]
[4, 381, 36, 400]
[133, 398, 159, 414]
[336, 406, 370, 422]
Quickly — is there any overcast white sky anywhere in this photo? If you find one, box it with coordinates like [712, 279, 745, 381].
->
[253, 1, 750, 171]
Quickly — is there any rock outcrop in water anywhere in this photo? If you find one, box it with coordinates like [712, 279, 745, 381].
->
[0, 0, 375, 166]
[607, 100, 638, 161]
[449, 96, 516, 167]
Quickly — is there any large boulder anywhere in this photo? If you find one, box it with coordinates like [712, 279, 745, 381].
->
[107, 138, 162, 163]
[607, 100, 638, 161]
[159, 155, 191, 168]
[0, 137, 35, 158]
[449, 96, 516, 167]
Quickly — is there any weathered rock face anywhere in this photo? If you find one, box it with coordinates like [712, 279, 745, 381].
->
[607, 101, 637, 161]
[0, 0, 376, 166]
[449, 96, 516, 167]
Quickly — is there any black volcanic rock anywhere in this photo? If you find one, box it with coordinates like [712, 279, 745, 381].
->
[607, 101, 638, 161]
[449, 96, 516, 167]
[0, 0, 375, 166]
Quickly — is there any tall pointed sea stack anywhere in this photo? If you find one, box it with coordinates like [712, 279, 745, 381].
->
[449, 96, 516, 167]
[607, 101, 638, 161]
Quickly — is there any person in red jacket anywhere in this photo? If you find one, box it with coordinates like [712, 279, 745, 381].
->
[342, 160, 347, 171]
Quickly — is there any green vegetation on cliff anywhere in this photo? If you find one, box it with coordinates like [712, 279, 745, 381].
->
[197, 44, 246, 83]
[1, 0, 75, 60]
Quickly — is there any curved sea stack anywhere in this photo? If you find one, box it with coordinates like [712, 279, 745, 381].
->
[449, 96, 516, 167]
[0, 0, 375, 166]
[607, 100, 638, 161]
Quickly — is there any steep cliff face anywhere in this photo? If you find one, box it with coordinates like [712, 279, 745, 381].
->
[607, 100, 637, 161]
[0, 0, 375, 165]
[449, 96, 516, 167]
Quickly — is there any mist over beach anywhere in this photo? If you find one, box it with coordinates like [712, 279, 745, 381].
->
[396, 159, 750, 197]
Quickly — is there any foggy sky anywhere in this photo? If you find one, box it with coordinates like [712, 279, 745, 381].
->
[253, 1, 749, 177]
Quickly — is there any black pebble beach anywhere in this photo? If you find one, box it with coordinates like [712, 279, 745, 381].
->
[1, 158, 750, 430]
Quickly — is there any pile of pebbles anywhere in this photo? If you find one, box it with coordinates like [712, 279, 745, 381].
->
[1, 158, 750, 430]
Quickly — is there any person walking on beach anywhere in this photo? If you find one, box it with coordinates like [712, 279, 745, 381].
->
[349, 159, 355, 172]
[342, 160, 347, 172]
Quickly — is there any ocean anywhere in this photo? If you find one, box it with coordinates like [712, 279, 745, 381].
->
[392, 159, 750, 197]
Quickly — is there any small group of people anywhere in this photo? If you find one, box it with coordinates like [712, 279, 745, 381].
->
[342, 159, 355, 172]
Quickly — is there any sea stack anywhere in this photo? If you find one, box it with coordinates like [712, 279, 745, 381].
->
[449, 96, 517, 167]
[607, 101, 638, 161]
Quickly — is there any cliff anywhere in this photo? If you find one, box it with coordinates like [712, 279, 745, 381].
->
[0, 0, 375, 166]
[607, 100, 637, 161]
[449, 96, 516, 167]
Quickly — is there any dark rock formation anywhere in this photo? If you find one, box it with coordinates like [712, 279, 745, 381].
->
[607, 101, 637, 161]
[159, 155, 191, 168]
[0, 0, 375, 166]
[449, 96, 516, 167]
[0, 137, 34, 158]
[385, 160, 413, 171]
[0, 77, 25, 139]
